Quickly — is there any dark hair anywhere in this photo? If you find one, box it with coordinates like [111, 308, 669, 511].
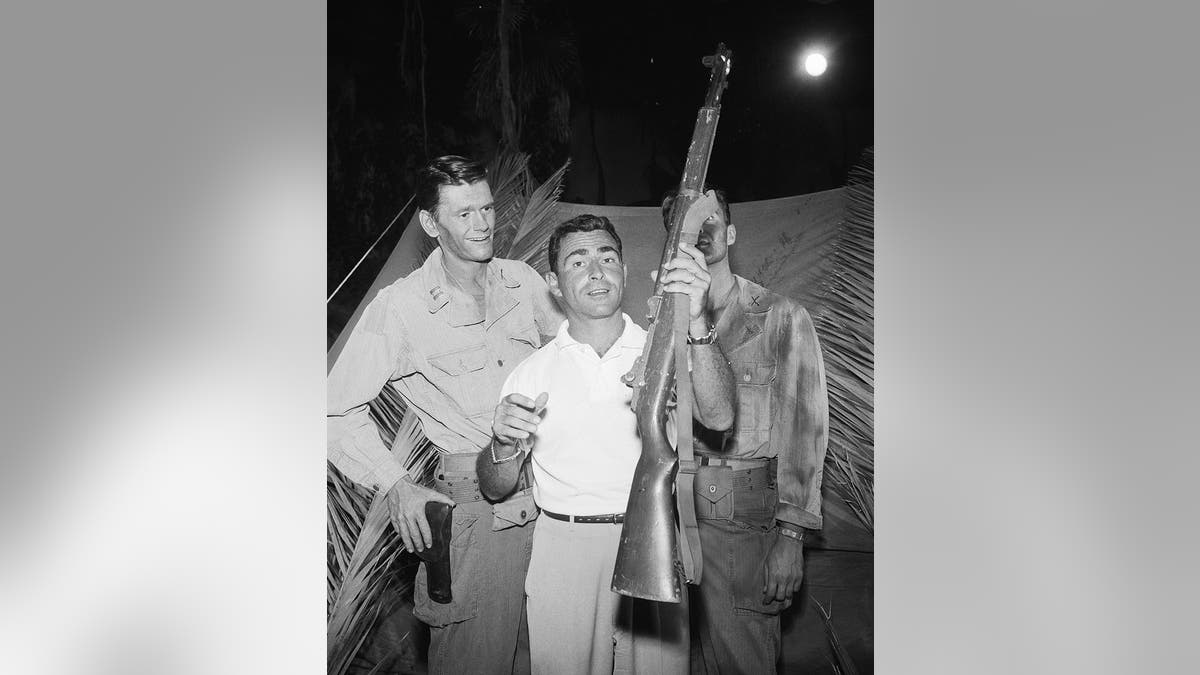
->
[660, 187, 731, 230]
[416, 155, 488, 214]
[547, 214, 623, 274]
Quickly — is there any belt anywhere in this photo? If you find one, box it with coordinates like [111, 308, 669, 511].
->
[541, 509, 625, 524]
[697, 455, 773, 470]
[433, 449, 534, 503]
[433, 472, 485, 503]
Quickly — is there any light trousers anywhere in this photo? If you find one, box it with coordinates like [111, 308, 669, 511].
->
[525, 516, 689, 674]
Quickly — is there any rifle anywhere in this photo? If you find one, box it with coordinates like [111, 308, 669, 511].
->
[611, 43, 732, 603]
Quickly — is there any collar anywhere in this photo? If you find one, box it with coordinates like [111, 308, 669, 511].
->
[716, 275, 770, 347]
[555, 313, 642, 355]
[736, 275, 770, 314]
[421, 248, 523, 328]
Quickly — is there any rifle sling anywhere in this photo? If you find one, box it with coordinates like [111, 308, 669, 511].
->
[673, 297, 703, 586]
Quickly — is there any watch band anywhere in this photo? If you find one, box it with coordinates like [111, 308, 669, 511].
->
[775, 523, 805, 542]
[688, 323, 718, 345]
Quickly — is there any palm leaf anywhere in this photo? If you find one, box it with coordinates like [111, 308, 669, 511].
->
[328, 487, 407, 675]
[810, 147, 875, 531]
[506, 159, 570, 272]
[811, 595, 861, 675]
[487, 150, 534, 256]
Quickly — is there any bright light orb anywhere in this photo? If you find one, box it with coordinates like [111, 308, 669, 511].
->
[803, 52, 828, 77]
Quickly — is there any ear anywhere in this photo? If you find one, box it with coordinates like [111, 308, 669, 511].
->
[545, 272, 563, 299]
[418, 209, 440, 238]
[725, 223, 737, 246]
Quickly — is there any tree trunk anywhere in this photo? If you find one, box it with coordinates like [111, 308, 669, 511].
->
[497, 0, 518, 150]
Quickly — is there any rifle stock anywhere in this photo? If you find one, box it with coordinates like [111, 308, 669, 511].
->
[612, 44, 732, 603]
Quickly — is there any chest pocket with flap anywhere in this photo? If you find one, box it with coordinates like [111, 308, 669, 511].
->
[735, 360, 776, 433]
[426, 344, 489, 413]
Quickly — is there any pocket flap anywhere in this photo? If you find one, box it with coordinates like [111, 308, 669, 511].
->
[510, 331, 539, 349]
[736, 361, 776, 386]
[694, 466, 732, 504]
[492, 491, 539, 531]
[428, 344, 488, 377]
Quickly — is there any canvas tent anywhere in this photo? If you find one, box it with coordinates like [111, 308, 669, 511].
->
[334, 191, 841, 368]
[329, 175, 873, 671]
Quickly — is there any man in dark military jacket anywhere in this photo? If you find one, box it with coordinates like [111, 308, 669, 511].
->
[662, 189, 829, 674]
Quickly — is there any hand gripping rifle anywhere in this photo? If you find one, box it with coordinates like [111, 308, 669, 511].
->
[611, 44, 732, 603]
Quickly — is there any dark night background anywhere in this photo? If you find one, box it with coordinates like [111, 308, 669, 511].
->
[328, 0, 872, 339]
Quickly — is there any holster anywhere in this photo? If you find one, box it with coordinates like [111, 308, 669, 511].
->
[415, 500, 454, 604]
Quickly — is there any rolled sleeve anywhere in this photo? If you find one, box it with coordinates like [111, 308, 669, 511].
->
[327, 289, 416, 492]
[771, 305, 829, 530]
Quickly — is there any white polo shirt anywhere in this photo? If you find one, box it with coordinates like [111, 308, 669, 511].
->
[499, 314, 649, 515]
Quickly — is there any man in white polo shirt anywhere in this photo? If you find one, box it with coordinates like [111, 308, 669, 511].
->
[477, 205, 735, 674]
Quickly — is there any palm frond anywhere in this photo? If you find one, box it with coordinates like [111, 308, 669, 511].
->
[488, 151, 534, 256]
[812, 147, 875, 531]
[811, 595, 860, 675]
[328, 489, 408, 675]
[507, 159, 570, 272]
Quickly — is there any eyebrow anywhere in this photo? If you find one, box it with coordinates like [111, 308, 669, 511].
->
[565, 245, 620, 260]
[455, 201, 493, 213]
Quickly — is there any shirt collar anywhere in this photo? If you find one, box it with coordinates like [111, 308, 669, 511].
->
[421, 248, 523, 327]
[735, 275, 769, 314]
[555, 313, 642, 353]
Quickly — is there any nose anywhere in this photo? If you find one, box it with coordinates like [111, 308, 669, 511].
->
[586, 259, 603, 279]
[470, 210, 491, 232]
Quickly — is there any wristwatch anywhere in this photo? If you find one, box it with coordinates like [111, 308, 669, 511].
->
[687, 323, 718, 345]
[775, 523, 805, 542]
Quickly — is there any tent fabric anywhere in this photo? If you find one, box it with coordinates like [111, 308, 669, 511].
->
[329, 189, 846, 369]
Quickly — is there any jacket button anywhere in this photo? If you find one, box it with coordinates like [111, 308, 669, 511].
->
[743, 374, 751, 382]
[520, 509, 527, 519]
[498, 359, 504, 366]
[708, 485, 717, 493]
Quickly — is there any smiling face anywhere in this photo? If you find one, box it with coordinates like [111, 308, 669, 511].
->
[547, 229, 626, 321]
[418, 180, 496, 265]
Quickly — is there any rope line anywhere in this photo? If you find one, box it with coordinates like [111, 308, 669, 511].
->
[327, 195, 416, 304]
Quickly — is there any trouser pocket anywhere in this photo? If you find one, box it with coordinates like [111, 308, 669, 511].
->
[492, 489, 539, 531]
[727, 514, 790, 616]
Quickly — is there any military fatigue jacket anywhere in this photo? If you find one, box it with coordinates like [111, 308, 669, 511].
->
[696, 274, 829, 530]
[328, 247, 564, 491]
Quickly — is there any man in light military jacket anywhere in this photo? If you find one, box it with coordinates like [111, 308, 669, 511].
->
[329, 155, 564, 674]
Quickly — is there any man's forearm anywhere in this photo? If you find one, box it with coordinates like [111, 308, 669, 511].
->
[688, 340, 735, 431]
[476, 438, 523, 501]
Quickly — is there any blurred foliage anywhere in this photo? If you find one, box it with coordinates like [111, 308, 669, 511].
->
[329, 0, 578, 345]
